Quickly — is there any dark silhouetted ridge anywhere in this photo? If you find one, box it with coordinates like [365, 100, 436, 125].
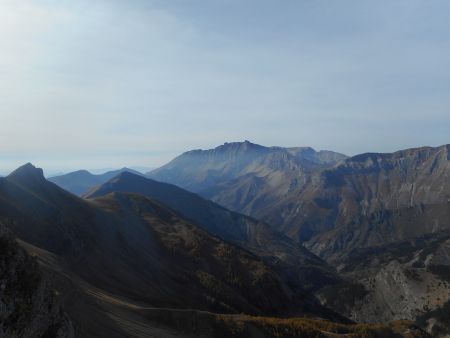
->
[85, 171, 342, 294]
[0, 163, 352, 337]
[8, 162, 45, 182]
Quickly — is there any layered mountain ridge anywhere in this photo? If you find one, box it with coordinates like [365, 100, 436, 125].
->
[142, 141, 450, 335]
[148, 141, 347, 217]
[0, 163, 347, 337]
[48, 167, 143, 196]
[8, 141, 450, 337]
[84, 171, 341, 293]
[148, 142, 450, 251]
[269, 144, 450, 251]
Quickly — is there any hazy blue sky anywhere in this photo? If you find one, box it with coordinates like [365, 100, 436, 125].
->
[1, 0, 450, 174]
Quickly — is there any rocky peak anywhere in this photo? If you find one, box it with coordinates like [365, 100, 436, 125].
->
[7, 163, 45, 183]
[182, 141, 267, 156]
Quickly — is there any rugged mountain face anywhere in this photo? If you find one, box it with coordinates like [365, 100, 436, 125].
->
[240, 144, 450, 332]
[305, 202, 450, 262]
[260, 144, 450, 245]
[148, 142, 450, 334]
[147, 141, 347, 216]
[315, 230, 450, 337]
[0, 224, 73, 338]
[84, 172, 342, 293]
[48, 167, 142, 196]
[6, 141, 450, 337]
[154, 143, 450, 252]
[0, 163, 345, 337]
[154, 143, 450, 251]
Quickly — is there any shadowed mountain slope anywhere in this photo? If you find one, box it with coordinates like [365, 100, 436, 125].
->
[84, 171, 341, 293]
[0, 224, 73, 338]
[144, 143, 450, 334]
[48, 167, 143, 196]
[0, 163, 345, 337]
[83, 173, 450, 337]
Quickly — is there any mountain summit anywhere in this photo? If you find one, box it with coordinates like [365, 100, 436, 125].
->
[147, 141, 347, 214]
[8, 162, 45, 182]
[145, 143, 450, 332]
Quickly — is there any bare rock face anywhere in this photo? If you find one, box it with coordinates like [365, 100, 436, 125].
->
[148, 143, 450, 251]
[350, 260, 438, 322]
[315, 232, 450, 337]
[147, 141, 347, 217]
[0, 225, 73, 338]
[259, 145, 450, 245]
[143, 142, 450, 334]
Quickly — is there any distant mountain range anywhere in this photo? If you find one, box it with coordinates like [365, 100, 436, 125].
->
[145, 141, 450, 335]
[2, 140, 450, 337]
[148, 140, 347, 204]
[0, 163, 348, 337]
[48, 167, 143, 196]
[147, 142, 450, 248]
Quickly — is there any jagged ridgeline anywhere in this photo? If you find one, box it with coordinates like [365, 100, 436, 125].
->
[0, 163, 341, 337]
[144, 141, 450, 336]
[4, 140, 450, 337]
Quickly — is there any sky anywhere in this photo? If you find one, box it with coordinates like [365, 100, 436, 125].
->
[1, 0, 450, 174]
